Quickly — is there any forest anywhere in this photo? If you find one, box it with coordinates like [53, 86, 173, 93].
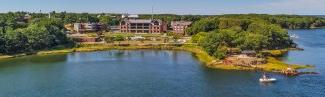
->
[189, 17, 293, 59]
[185, 14, 325, 59]
[140, 14, 325, 29]
[0, 12, 73, 54]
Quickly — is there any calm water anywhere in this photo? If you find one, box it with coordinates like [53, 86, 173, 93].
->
[0, 29, 325, 97]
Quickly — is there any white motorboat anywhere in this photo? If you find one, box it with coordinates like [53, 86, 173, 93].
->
[259, 74, 277, 82]
[290, 34, 299, 39]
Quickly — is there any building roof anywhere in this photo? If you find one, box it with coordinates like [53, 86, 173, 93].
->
[128, 19, 152, 23]
[124, 19, 162, 24]
[128, 15, 139, 18]
[171, 21, 192, 26]
[122, 14, 139, 19]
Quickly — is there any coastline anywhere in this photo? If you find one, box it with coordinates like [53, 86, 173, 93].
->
[0, 43, 312, 74]
[310, 26, 325, 29]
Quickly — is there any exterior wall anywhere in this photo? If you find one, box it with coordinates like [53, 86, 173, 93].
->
[129, 23, 151, 33]
[171, 21, 192, 35]
[120, 20, 167, 33]
[74, 23, 82, 32]
[172, 25, 188, 34]
[109, 26, 120, 32]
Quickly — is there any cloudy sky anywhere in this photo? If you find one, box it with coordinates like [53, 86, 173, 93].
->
[0, 0, 324, 15]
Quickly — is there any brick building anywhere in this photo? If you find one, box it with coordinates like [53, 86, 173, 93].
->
[119, 14, 167, 33]
[171, 21, 192, 35]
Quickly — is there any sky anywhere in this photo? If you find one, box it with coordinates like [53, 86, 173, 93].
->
[0, 0, 324, 15]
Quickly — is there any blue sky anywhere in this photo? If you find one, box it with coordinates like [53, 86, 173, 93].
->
[0, 0, 324, 15]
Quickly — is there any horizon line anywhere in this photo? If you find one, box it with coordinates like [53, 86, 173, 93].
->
[1, 11, 324, 16]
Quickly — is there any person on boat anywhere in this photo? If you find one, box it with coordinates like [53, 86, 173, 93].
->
[260, 73, 276, 82]
[262, 74, 269, 79]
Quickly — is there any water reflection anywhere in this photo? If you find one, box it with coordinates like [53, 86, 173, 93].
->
[26, 54, 67, 63]
[259, 82, 275, 87]
[0, 54, 67, 69]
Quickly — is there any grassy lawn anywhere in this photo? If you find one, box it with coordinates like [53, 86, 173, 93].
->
[86, 32, 164, 37]
[178, 45, 216, 64]
[257, 57, 312, 72]
[261, 49, 289, 57]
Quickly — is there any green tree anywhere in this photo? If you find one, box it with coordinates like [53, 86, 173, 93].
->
[236, 33, 268, 50]
[4, 31, 29, 54]
[114, 35, 125, 41]
[213, 46, 227, 59]
[20, 25, 53, 50]
[199, 32, 221, 56]
[104, 35, 114, 43]
[0, 31, 5, 53]
[113, 35, 125, 44]
[99, 15, 112, 25]
[186, 18, 218, 35]
[191, 32, 208, 43]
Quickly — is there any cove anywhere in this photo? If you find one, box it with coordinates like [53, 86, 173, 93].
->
[0, 29, 325, 97]
[0, 50, 279, 96]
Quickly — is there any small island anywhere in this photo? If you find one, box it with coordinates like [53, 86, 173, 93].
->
[1, 13, 324, 75]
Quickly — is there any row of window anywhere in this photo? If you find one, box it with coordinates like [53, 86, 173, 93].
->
[130, 27, 150, 29]
[130, 24, 150, 26]
[121, 26, 160, 29]
[120, 30, 161, 33]
[173, 26, 188, 29]
[174, 28, 184, 31]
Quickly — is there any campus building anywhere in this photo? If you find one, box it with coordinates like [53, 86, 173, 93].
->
[119, 14, 167, 33]
[171, 21, 192, 35]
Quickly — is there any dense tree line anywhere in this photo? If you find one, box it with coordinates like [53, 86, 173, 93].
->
[189, 16, 296, 59]
[0, 12, 73, 54]
[140, 14, 325, 30]
[266, 15, 325, 29]
[12, 11, 121, 26]
[5, 12, 322, 29]
[44, 11, 121, 26]
[139, 14, 208, 28]
[216, 14, 325, 29]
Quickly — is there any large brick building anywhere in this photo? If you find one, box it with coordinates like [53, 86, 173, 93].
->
[119, 14, 167, 33]
[171, 21, 192, 35]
